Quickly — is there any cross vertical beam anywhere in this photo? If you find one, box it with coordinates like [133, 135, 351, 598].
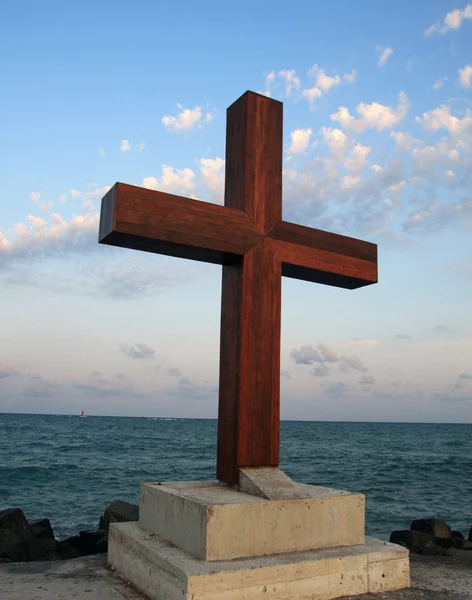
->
[217, 93, 283, 483]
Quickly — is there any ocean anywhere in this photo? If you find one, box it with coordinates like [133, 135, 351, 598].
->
[1, 413, 470, 540]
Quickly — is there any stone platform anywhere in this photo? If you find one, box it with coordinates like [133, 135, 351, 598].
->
[108, 475, 410, 600]
[109, 523, 409, 600]
[139, 480, 365, 560]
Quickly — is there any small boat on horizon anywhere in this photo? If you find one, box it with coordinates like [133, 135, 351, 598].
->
[80, 410, 86, 418]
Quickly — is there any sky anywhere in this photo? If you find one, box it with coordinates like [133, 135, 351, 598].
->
[0, 0, 471, 422]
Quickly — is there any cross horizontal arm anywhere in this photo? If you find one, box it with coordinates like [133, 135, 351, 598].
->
[99, 183, 263, 265]
[268, 221, 378, 289]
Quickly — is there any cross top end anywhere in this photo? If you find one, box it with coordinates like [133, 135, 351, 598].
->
[98, 90, 378, 483]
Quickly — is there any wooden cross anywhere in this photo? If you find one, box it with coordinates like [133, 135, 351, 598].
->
[99, 91, 378, 484]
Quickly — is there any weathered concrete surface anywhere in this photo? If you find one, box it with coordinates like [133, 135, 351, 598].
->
[0, 554, 140, 600]
[239, 467, 311, 500]
[109, 523, 409, 600]
[345, 551, 472, 600]
[140, 480, 365, 560]
[1, 550, 470, 600]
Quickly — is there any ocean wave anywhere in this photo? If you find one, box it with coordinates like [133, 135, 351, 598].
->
[1, 416, 471, 539]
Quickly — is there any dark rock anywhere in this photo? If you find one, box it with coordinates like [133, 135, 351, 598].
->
[99, 500, 139, 532]
[56, 537, 82, 560]
[451, 531, 465, 548]
[420, 545, 450, 556]
[30, 518, 54, 540]
[451, 537, 464, 549]
[29, 518, 57, 558]
[390, 529, 454, 554]
[57, 530, 107, 558]
[469, 526, 472, 542]
[410, 517, 451, 538]
[76, 530, 107, 556]
[0, 557, 13, 563]
[0, 508, 34, 562]
[29, 537, 58, 559]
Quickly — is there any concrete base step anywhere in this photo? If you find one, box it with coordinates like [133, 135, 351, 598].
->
[109, 522, 410, 600]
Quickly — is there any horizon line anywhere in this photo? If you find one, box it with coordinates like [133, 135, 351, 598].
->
[0, 411, 470, 425]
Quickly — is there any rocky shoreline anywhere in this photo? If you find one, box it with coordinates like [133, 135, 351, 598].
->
[1, 504, 471, 564]
[0, 501, 138, 562]
[390, 517, 472, 555]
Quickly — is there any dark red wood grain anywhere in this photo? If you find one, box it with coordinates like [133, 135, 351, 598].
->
[99, 183, 262, 265]
[98, 90, 378, 484]
[224, 93, 283, 233]
[217, 240, 281, 483]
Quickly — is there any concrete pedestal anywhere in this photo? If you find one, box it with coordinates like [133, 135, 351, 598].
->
[108, 475, 410, 600]
[140, 481, 365, 561]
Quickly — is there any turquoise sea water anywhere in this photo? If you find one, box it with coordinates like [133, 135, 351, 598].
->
[0, 414, 470, 540]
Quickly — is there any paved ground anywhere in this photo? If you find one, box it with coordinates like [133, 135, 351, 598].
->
[0, 550, 471, 600]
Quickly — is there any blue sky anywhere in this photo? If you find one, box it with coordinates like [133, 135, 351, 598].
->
[1, 0, 471, 421]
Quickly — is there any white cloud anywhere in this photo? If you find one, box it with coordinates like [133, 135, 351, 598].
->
[27, 215, 46, 229]
[339, 355, 368, 373]
[29, 192, 41, 204]
[311, 64, 341, 92]
[303, 85, 323, 105]
[119, 343, 156, 360]
[459, 64, 472, 88]
[331, 92, 410, 132]
[142, 165, 196, 196]
[344, 143, 371, 174]
[82, 199, 94, 211]
[410, 141, 463, 176]
[343, 70, 357, 84]
[0, 361, 18, 378]
[390, 131, 415, 151]
[376, 46, 393, 67]
[404, 198, 472, 233]
[290, 345, 323, 364]
[0, 210, 99, 260]
[425, 2, 472, 35]
[415, 105, 472, 139]
[162, 104, 213, 132]
[0, 231, 10, 250]
[290, 344, 370, 379]
[120, 139, 131, 152]
[98, 147, 105, 158]
[288, 128, 312, 154]
[70, 188, 82, 198]
[261, 70, 302, 98]
[261, 65, 355, 106]
[84, 184, 111, 201]
[302, 64, 356, 107]
[199, 157, 225, 203]
[321, 127, 348, 161]
[433, 77, 448, 90]
[259, 71, 276, 97]
[278, 70, 301, 96]
[341, 175, 362, 189]
[137, 142, 146, 152]
[141, 158, 224, 203]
